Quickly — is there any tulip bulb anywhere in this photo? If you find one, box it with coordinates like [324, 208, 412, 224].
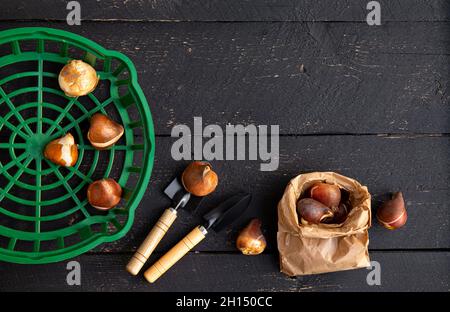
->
[297, 198, 334, 224]
[87, 113, 124, 149]
[377, 192, 407, 230]
[236, 219, 267, 255]
[59, 60, 99, 97]
[87, 178, 122, 210]
[323, 202, 349, 224]
[44, 133, 78, 167]
[310, 182, 341, 208]
[181, 161, 218, 196]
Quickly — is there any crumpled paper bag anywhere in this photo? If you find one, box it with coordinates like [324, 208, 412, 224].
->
[277, 172, 371, 276]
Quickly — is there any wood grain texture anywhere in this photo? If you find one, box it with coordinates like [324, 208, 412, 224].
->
[89, 135, 450, 253]
[144, 226, 206, 283]
[0, 251, 448, 291]
[1, 21, 449, 135]
[0, 5, 449, 292]
[2, 135, 446, 253]
[126, 208, 178, 276]
[1, 0, 449, 22]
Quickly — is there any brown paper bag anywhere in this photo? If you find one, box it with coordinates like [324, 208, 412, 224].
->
[277, 172, 371, 276]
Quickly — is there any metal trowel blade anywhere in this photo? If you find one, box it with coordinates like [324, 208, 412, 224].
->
[164, 177, 203, 211]
[164, 178, 184, 199]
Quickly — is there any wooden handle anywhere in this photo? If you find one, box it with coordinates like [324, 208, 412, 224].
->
[126, 208, 178, 275]
[144, 226, 207, 283]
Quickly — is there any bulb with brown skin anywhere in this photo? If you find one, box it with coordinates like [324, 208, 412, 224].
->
[377, 192, 407, 230]
[310, 182, 341, 208]
[236, 219, 267, 255]
[297, 198, 334, 225]
[323, 202, 349, 224]
[58, 60, 99, 97]
[87, 178, 122, 210]
[87, 113, 124, 150]
[181, 161, 218, 196]
[44, 133, 78, 167]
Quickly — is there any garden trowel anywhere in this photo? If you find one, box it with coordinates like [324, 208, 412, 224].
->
[126, 177, 201, 275]
[144, 193, 252, 283]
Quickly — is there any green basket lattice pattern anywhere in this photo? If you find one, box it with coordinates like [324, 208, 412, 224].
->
[0, 27, 155, 264]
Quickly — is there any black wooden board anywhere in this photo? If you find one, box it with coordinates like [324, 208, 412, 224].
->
[94, 135, 450, 253]
[1, 0, 449, 22]
[0, 251, 449, 291]
[1, 21, 448, 135]
[2, 135, 446, 253]
[0, 0, 449, 293]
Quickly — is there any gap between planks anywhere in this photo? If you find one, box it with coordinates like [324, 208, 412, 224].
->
[85, 248, 450, 256]
[153, 133, 450, 138]
[2, 19, 450, 24]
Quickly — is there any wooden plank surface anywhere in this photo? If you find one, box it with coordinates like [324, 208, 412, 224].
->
[1, 135, 447, 252]
[93, 135, 450, 253]
[0, 1, 449, 292]
[1, 21, 448, 135]
[1, 0, 449, 22]
[0, 251, 448, 292]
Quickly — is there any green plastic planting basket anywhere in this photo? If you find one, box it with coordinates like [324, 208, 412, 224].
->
[0, 27, 155, 264]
